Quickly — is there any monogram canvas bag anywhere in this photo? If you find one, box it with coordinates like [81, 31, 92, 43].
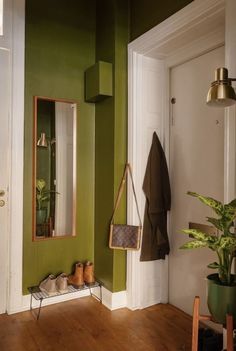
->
[109, 163, 142, 250]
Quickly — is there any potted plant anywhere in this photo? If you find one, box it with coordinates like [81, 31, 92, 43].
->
[180, 191, 236, 326]
[36, 178, 55, 225]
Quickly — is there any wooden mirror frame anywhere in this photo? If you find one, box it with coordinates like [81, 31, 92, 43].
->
[32, 96, 77, 241]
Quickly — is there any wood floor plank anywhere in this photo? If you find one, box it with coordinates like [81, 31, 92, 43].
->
[0, 297, 192, 351]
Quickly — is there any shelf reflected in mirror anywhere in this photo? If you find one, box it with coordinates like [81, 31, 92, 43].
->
[33, 96, 77, 240]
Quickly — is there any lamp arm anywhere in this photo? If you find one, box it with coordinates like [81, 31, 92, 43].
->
[229, 78, 236, 82]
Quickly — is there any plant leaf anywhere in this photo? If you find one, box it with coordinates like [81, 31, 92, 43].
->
[208, 262, 220, 269]
[206, 217, 222, 231]
[227, 199, 236, 209]
[182, 229, 217, 243]
[180, 240, 208, 249]
[187, 191, 224, 215]
[219, 236, 236, 250]
[41, 196, 49, 202]
[36, 179, 46, 191]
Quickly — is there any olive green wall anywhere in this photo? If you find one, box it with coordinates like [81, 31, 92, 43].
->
[94, 0, 129, 292]
[23, 0, 96, 293]
[130, 0, 193, 40]
[23, 0, 195, 294]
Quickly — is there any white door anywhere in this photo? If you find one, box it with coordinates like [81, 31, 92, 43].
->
[0, 0, 12, 313]
[169, 46, 225, 315]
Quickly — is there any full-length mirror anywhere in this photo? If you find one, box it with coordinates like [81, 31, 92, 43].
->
[33, 96, 77, 240]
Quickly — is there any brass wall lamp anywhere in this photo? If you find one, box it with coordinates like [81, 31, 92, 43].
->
[37, 132, 48, 147]
[207, 67, 236, 107]
[37, 132, 56, 148]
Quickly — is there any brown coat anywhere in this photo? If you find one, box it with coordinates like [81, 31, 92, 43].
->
[140, 132, 171, 261]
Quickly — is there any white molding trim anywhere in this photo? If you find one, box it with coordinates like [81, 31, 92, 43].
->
[128, 0, 225, 55]
[7, 287, 127, 315]
[165, 27, 225, 68]
[127, 0, 226, 310]
[101, 287, 127, 311]
[7, 0, 25, 314]
[8, 290, 91, 315]
[127, 51, 143, 310]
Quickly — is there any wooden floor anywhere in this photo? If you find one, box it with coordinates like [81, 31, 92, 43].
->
[0, 297, 192, 351]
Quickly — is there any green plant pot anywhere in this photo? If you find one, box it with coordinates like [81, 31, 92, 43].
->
[36, 208, 47, 225]
[207, 273, 236, 327]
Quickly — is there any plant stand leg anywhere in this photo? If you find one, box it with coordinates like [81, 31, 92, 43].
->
[223, 327, 227, 350]
[192, 296, 200, 351]
[191, 296, 212, 351]
[227, 314, 233, 351]
[222, 315, 234, 351]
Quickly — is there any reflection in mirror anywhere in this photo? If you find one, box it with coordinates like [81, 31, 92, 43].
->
[33, 97, 76, 240]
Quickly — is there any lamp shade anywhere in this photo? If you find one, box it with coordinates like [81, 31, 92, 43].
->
[37, 132, 48, 147]
[206, 67, 236, 107]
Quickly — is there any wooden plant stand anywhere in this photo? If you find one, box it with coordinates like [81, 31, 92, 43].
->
[192, 296, 234, 351]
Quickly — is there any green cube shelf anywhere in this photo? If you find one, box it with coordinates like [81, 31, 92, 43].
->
[85, 61, 113, 103]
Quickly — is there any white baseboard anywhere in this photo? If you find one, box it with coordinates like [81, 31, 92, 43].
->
[101, 287, 127, 310]
[7, 289, 91, 315]
[7, 287, 127, 315]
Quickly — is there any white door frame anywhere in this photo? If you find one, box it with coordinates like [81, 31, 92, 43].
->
[0, 0, 24, 314]
[0, 0, 12, 313]
[6, 0, 25, 314]
[127, 0, 235, 310]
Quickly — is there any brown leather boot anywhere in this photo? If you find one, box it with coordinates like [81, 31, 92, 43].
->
[68, 262, 84, 287]
[84, 261, 95, 284]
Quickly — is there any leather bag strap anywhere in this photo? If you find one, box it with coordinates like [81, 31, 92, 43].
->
[110, 163, 142, 227]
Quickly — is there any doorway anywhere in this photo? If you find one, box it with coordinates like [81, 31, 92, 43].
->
[169, 46, 225, 315]
[127, 0, 227, 311]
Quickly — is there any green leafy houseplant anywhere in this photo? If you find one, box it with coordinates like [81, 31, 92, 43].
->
[36, 178, 56, 210]
[180, 191, 236, 286]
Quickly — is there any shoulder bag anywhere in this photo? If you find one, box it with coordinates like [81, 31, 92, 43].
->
[109, 163, 142, 250]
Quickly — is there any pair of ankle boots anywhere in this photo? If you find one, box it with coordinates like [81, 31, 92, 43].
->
[68, 261, 95, 287]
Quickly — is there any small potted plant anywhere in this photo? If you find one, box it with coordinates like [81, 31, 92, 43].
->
[36, 178, 56, 225]
[180, 191, 236, 326]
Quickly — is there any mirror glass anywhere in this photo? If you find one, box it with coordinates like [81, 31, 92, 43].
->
[33, 96, 77, 239]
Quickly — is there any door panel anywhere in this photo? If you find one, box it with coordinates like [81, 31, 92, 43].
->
[169, 46, 224, 315]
